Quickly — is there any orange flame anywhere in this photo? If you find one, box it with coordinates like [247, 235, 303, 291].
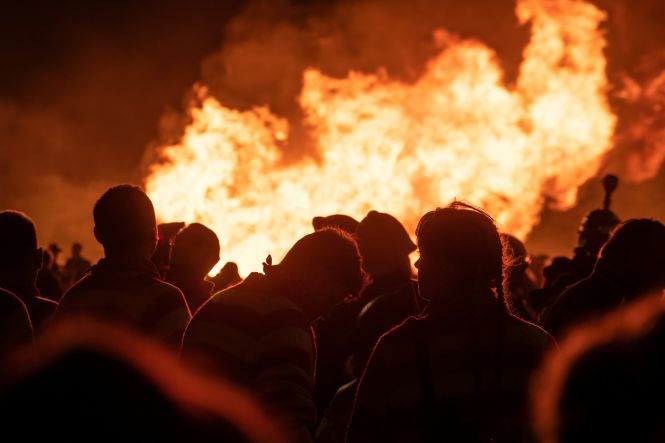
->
[146, 0, 615, 275]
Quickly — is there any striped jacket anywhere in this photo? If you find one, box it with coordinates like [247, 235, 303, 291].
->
[182, 273, 316, 440]
[56, 258, 190, 348]
[347, 294, 555, 442]
[0, 288, 33, 354]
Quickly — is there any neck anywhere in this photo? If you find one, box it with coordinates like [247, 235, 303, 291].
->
[427, 285, 496, 316]
[104, 250, 150, 263]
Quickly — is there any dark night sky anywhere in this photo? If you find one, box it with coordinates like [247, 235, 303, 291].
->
[0, 0, 663, 264]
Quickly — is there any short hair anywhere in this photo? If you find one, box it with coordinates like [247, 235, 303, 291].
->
[280, 228, 367, 301]
[356, 211, 416, 256]
[170, 223, 220, 274]
[416, 202, 503, 286]
[93, 185, 156, 250]
[596, 219, 665, 284]
[0, 210, 38, 267]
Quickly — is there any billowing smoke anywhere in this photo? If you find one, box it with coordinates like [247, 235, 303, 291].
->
[0, 2, 239, 263]
[1, 0, 663, 265]
[146, 0, 665, 267]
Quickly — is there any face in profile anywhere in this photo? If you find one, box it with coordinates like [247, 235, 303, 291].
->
[415, 251, 454, 300]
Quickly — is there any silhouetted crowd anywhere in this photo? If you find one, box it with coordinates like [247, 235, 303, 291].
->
[0, 178, 664, 442]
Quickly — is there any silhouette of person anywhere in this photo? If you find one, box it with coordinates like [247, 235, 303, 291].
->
[542, 218, 665, 340]
[36, 249, 64, 302]
[347, 202, 555, 443]
[64, 242, 91, 287]
[182, 228, 366, 443]
[501, 233, 538, 323]
[166, 223, 220, 313]
[316, 290, 419, 443]
[0, 287, 33, 355]
[0, 320, 286, 443]
[56, 185, 190, 348]
[532, 176, 621, 316]
[210, 261, 242, 292]
[314, 211, 421, 416]
[533, 294, 665, 443]
[0, 210, 58, 332]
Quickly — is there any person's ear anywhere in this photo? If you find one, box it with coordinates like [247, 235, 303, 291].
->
[35, 248, 44, 270]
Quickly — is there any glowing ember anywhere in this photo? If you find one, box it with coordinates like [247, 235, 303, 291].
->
[146, 0, 615, 275]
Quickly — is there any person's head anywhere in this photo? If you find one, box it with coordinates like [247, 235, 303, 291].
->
[312, 214, 359, 234]
[213, 262, 242, 291]
[48, 243, 61, 257]
[71, 242, 83, 257]
[415, 202, 504, 310]
[0, 210, 42, 287]
[93, 185, 157, 259]
[532, 294, 665, 443]
[577, 209, 620, 254]
[269, 228, 367, 320]
[0, 320, 286, 442]
[594, 218, 665, 294]
[42, 249, 52, 268]
[170, 223, 220, 280]
[356, 211, 416, 279]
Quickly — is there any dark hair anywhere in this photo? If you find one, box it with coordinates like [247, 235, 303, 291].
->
[312, 214, 359, 234]
[595, 219, 665, 290]
[279, 228, 367, 301]
[416, 202, 507, 307]
[93, 185, 156, 251]
[0, 210, 38, 267]
[170, 223, 221, 275]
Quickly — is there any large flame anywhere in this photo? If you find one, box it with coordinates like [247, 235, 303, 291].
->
[146, 0, 615, 275]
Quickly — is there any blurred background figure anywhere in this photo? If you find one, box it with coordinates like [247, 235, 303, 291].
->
[543, 218, 665, 339]
[48, 243, 63, 275]
[530, 175, 621, 322]
[166, 223, 221, 313]
[533, 294, 665, 443]
[36, 249, 63, 302]
[64, 242, 91, 288]
[210, 262, 242, 292]
[0, 210, 58, 332]
[0, 320, 286, 443]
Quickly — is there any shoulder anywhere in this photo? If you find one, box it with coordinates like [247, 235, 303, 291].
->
[149, 278, 187, 300]
[0, 288, 29, 314]
[505, 313, 556, 349]
[370, 316, 422, 361]
[544, 277, 599, 326]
